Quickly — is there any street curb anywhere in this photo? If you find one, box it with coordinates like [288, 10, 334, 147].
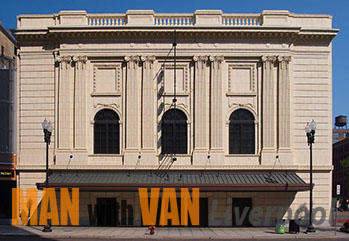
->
[1, 233, 348, 239]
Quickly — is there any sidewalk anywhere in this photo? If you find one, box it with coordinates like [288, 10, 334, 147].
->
[0, 225, 348, 239]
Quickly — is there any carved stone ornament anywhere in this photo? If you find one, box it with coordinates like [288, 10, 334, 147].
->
[228, 102, 255, 109]
[125, 55, 140, 62]
[55, 55, 62, 63]
[77, 55, 88, 63]
[277, 55, 291, 69]
[141, 56, 156, 69]
[262, 55, 277, 69]
[164, 102, 188, 110]
[193, 56, 208, 68]
[209, 55, 224, 63]
[125, 56, 140, 69]
[62, 56, 72, 63]
[72, 56, 78, 63]
[261, 55, 277, 63]
[75, 56, 88, 69]
[93, 103, 120, 109]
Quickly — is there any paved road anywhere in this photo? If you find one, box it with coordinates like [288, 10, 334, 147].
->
[1, 237, 349, 241]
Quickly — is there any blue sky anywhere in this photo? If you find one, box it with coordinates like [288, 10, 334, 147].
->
[1, 0, 348, 124]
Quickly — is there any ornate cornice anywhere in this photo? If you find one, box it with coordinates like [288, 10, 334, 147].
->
[13, 28, 337, 46]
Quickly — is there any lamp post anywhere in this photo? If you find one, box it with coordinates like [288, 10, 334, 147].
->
[42, 118, 53, 232]
[305, 119, 316, 233]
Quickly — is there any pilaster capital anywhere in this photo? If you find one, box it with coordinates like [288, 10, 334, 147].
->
[55, 55, 62, 63]
[72, 56, 78, 63]
[141, 55, 156, 69]
[193, 55, 208, 69]
[125, 55, 140, 69]
[77, 55, 88, 63]
[193, 55, 208, 62]
[75, 55, 88, 69]
[209, 55, 224, 63]
[261, 55, 277, 63]
[262, 55, 277, 69]
[124, 55, 140, 62]
[277, 55, 292, 63]
[140, 55, 155, 62]
[57, 55, 73, 69]
[209, 55, 224, 69]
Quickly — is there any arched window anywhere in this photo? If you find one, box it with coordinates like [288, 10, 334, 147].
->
[161, 109, 187, 154]
[94, 109, 120, 154]
[229, 109, 255, 154]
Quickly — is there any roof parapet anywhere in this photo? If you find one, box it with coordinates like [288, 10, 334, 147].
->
[15, 10, 334, 29]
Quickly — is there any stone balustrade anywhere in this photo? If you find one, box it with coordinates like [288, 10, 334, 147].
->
[154, 14, 195, 26]
[16, 10, 333, 29]
[88, 14, 126, 26]
[222, 14, 261, 26]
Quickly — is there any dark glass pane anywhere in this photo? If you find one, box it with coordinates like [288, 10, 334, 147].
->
[229, 109, 255, 154]
[95, 109, 119, 122]
[94, 109, 120, 154]
[161, 109, 187, 154]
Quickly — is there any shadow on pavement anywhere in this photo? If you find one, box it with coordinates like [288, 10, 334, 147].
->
[0, 225, 60, 241]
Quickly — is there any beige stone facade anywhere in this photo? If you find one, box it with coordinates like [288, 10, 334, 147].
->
[13, 10, 337, 227]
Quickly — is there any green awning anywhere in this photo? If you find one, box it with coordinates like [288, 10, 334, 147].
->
[37, 171, 310, 192]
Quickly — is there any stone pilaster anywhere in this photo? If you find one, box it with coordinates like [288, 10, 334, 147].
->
[57, 55, 73, 150]
[277, 56, 291, 150]
[209, 56, 224, 150]
[73, 56, 88, 150]
[193, 56, 209, 150]
[125, 56, 141, 150]
[141, 56, 156, 150]
[262, 56, 277, 151]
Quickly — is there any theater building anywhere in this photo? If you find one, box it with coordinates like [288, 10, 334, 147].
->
[12, 10, 337, 226]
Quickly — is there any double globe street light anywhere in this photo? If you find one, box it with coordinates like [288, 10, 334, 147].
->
[42, 118, 53, 232]
[305, 119, 316, 233]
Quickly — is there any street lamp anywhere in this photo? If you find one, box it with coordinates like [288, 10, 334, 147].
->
[305, 119, 316, 233]
[42, 118, 53, 232]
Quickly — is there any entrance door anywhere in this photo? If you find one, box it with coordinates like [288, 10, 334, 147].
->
[199, 198, 208, 227]
[97, 198, 117, 226]
[179, 197, 208, 227]
[0, 181, 16, 224]
[232, 198, 252, 227]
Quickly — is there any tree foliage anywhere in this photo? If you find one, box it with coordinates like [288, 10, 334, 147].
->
[340, 156, 349, 169]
